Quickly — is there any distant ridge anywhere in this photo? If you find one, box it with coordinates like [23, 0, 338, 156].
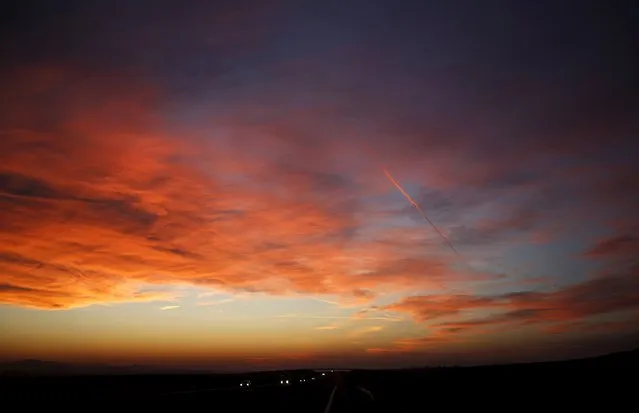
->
[498, 347, 639, 368]
[459, 348, 639, 369]
[357, 348, 639, 371]
[0, 359, 215, 376]
[2, 348, 637, 376]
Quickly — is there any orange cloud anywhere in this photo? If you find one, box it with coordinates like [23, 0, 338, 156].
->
[365, 348, 395, 354]
[0, 65, 491, 310]
[352, 325, 384, 336]
[365, 329, 457, 354]
[315, 325, 339, 330]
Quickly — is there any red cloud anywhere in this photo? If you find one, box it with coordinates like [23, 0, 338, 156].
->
[383, 295, 498, 322]
[1, 55, 635, 318]
[0, 65, 494, 310]
[584, 234, 639, 259]
[383, 265, 639, 336]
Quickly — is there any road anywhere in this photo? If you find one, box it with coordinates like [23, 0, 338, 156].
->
[144, 372, 379, 412]
[4, 368, 629, 410]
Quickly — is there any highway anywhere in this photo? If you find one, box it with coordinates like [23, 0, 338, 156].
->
[147, 372, 379, 412]
[3, 366, 630, 410]
[143, 368, 632, 412]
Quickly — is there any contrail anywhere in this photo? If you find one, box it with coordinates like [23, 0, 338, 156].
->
[383, 168, 460, 256]
[384, 169, 539, 292]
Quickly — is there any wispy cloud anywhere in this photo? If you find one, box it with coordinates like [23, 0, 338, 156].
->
[315, 325, 339, 330]
[276, 314, 353, 320]
[383, 261, 639, 338]
[308, 297, 340, 306]
[160, 305, 180, 311]
[197, 291, 219, 298]
[196, 298, 235, 306]
[352, 325, 384, 336]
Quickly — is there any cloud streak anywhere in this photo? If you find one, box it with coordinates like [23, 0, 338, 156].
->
[383, 263, 639, 340]
[384, 168, 460, 256]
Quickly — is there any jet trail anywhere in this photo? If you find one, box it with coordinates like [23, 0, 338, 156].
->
[383, 168, 460, 256]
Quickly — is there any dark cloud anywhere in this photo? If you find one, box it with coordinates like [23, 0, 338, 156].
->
[0, 171, 68, 200]
[385, 265, 639, 334]
[0, 284, 36, 293]
[584, 235, 639, 259]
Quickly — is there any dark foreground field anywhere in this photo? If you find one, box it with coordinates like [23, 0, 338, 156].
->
[2, 350, 637, 411]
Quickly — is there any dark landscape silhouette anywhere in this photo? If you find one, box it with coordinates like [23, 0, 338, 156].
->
[3, 348, 637, 411]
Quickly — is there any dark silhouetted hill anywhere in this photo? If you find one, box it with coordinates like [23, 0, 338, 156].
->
[2, 348, 637, 377]
[477, 347, 639, 369]
[0, 359, 210, 376]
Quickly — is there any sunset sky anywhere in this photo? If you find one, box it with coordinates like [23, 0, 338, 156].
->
[1, 0, 638, 371]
